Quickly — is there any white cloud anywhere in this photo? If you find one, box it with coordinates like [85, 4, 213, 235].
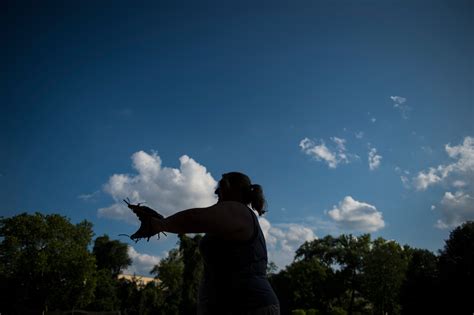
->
[401, 175, 410, 188]
[413, 137, 474, 191]
[259, 217, 316, 270]
[414, 167, 443, 190]
[390, 95, 411, 119]
[78, 190, 100, 201]
[124, 246, 161, 276]
[98, 151, 218, 223]
[445, 137, 474, 173]
[299, 137, 351, 169]
[371, 117, 377, 123]
[436, 191, 474, 229]
[412, 137, 474, 228]
[395, 166, 410, 176]
[435, 220, 449, 229]
[299, 138, 338, 168]
[453, 180, 467, 188]
[331, 137, 346, 151]
[390, 96, 407, 104]
[368, 148, 382, 171]
[327, 196, 385, 232]
[355, 131, 364, 139]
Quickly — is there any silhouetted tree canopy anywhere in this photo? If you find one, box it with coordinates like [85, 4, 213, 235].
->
[1, 212, 473, 315]
[178, 234, 204, 315]
[400, 248, 439, 315]
[362, 238, 409, 315]
[0, 213, 96, 313]
[150, 248, 184, 315]
[438, 221, 474, 314]
[86, 269, 120, 311]
[93, 234, 132, 276]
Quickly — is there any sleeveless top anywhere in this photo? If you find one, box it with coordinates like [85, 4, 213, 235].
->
[198, 206, 279, 313]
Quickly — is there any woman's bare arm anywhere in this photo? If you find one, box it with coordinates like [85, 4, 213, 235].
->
[151, 201, 254, 238]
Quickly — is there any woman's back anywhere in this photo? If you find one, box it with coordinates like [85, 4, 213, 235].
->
[198, 207, 279, 314]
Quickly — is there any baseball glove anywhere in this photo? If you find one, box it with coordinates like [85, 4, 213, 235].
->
[121, 198, 167, 242]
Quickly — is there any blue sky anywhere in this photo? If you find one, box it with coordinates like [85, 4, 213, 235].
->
[2, 1, 473, 274]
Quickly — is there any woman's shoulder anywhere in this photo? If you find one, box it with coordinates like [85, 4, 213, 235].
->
[209, 201, 256, 240]
[215, 201, 254, 214]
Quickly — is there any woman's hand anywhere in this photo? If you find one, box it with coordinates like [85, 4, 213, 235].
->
[130, 216, 167, 241]
[129, 205, 164, 220]
[149, 216, 166, 235]
[126, 203, 167, 241]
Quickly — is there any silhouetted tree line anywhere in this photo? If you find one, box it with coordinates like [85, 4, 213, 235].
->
[1, 213, 473, 315]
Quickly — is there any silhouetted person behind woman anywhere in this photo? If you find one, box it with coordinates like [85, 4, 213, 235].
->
[134, 172, 280, 315]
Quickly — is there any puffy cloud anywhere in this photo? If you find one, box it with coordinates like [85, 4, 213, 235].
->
[124, 246, 161, 276]
[413, 167, 443, 190]
[98, 151, 218, 223]
[445, 137, 474, 173]
[258, 217, 316, 270]
[299, 137, 351, 169]
[412, 137, 474, 228]
[413, 137, 474, 191]
[436, 191, 474, 229]
[355, 131, 364, 139]
[390, 95, 411, 119]
[327, 196, 385, 232]
[300, 138, 338, 168]
[368, 148, 382, 171]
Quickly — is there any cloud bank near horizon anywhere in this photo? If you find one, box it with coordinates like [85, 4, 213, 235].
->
[411, 136, 474, 228]
[98, 151, 218, 223]
[98, 151, 318, 271]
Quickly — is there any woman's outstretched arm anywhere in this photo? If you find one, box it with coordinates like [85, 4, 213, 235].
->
[150, 201, 253, 238]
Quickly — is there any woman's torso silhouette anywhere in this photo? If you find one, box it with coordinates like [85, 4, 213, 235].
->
[198, 206, 279, 315]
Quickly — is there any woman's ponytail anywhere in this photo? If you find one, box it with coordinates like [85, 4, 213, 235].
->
[249, 184, 267, 216]
[222, 172, 268, 216]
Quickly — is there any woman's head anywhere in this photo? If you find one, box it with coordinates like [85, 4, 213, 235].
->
[215, 172, 267, 216]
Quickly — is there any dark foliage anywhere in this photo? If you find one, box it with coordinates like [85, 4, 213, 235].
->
[2, 212, 473, 315]
[438, 221, 474, 314]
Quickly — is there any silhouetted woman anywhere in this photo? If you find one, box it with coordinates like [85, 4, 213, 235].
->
[136, 172, 280, 315]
